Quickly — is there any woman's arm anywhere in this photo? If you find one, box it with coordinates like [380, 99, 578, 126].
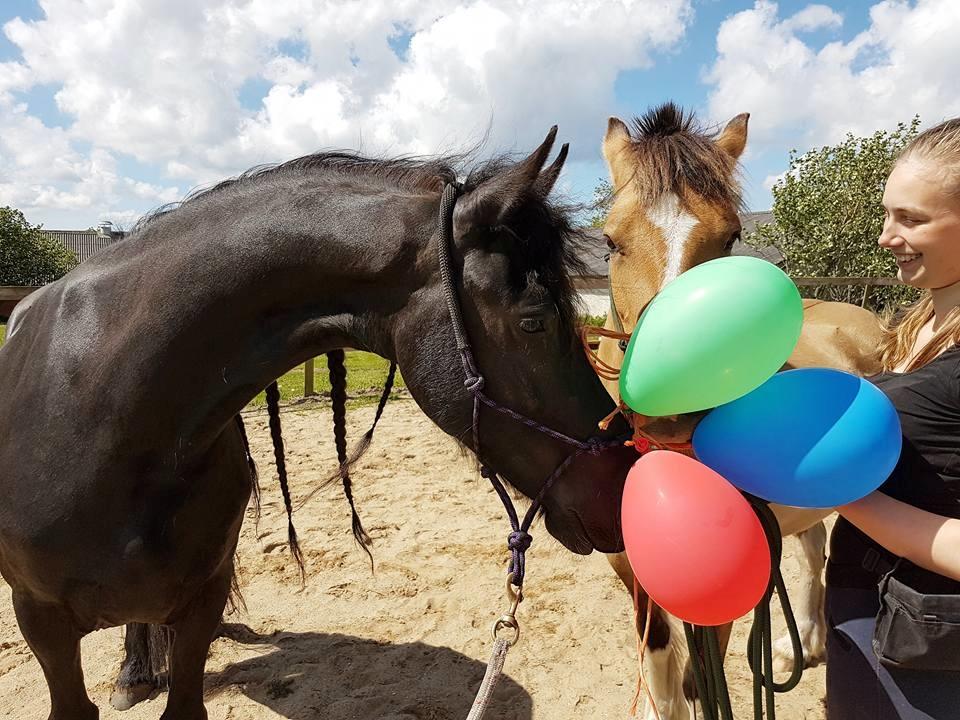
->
[838, 491, 960, 581]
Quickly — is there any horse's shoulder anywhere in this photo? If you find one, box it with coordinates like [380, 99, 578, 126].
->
[794, 300, 883, 374]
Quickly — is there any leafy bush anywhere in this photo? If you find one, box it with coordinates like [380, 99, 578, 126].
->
[750, 119, 922, 313]
[0, 206, 76, 285]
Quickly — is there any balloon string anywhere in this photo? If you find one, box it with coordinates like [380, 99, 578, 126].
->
[598, 407, 694, 456]
[630, 578, 661, 720]
[628, 418, 694, 455]
[582, 324, 692, 455]
[598, 401, 629, 431]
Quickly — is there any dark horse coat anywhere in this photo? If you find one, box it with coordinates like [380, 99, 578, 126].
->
[0, 129, 635, 719]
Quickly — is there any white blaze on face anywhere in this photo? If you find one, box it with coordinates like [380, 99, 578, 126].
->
[647, 192, 699, 289]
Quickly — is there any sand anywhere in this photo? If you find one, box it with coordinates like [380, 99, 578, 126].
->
[0, 398, 827, 719]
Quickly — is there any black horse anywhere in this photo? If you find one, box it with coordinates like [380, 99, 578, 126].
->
[0, 129, 636, 719]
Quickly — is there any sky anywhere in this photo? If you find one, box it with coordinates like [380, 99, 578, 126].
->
[1, 0, 958, 230]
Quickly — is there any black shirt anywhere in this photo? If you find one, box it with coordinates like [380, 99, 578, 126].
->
[830, 344, 960, 592]
[874, 344, 960, 515]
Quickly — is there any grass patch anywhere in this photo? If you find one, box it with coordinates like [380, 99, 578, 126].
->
[0, 324, 5, 347]
[248, 351, 403, 406]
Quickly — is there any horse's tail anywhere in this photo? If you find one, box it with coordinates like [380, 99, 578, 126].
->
[148, 625, 171, 687]
[327, 350, 373, 568]
[265, 381, 305, 582]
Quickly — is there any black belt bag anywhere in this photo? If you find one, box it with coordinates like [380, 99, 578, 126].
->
[873, 559, 960, 672]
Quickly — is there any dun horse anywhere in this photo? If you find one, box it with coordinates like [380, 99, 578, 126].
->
[0, 129, 641, 719]
[596, 103, 883, 720]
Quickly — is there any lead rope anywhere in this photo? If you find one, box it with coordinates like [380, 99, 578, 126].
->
[432, 184, 627, 717]
[465, 638, 512, 720]
[746, 499, 804, 720]
[680, 500, 804, 720]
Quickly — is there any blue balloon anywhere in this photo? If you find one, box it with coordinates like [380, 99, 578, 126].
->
[693, 368, 902, 508]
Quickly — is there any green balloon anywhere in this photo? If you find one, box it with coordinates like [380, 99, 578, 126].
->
[619, 256, 803, 416]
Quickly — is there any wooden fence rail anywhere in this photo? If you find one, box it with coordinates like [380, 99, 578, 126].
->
[0, 286, 40, 301]
[792, 276, 900, 308]
[0, 286, 40, 321]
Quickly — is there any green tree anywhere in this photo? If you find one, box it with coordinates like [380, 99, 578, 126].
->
[0, 206, 77, 285]
[588, 178, 613, 228]
[750, 118, 922, 313]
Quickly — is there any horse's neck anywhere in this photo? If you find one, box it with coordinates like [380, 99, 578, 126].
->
[105, 182, 434, 452]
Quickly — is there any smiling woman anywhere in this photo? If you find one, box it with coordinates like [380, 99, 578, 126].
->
[826, 117, 960, 720]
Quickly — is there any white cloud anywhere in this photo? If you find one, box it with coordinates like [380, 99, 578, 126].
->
[124, 178, 180, 203]
[763, 171, 787, 191]
[0, 99, 180, 225]
[0, 0, 694, 227]
[705, 0, 960, 150]
[780, 4, 843, 33]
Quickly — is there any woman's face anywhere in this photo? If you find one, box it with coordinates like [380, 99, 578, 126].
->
[879, 158, 960, 289]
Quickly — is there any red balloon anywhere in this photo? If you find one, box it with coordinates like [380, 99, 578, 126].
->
[621, 451, 771, 626]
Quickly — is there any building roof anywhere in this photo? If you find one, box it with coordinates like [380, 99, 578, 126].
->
[741, 210, 774, 235]
[42, 224, 126, 263]
[578, 227, 610, 277]
[730, 238, 784, 265]
[737, 210, 783, 265]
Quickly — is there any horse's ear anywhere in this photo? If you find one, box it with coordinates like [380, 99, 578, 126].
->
[716, 112, 749, 160]
[455, 126, 558, 230]
[533, 142, 569, 198]
[602, 117, 633, 189]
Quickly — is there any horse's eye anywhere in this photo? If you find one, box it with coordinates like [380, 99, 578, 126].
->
[724, 230, 741, 252]
[604, 234, 619, 256]
[519, 317, 546, 333]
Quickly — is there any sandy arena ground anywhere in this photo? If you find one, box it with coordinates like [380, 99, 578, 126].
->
[0, 398, 827, 719]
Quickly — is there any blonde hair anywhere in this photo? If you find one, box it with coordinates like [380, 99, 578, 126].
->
[878, 118, 960, 372]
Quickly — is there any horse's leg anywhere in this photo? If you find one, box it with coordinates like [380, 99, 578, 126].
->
[159, 568, 233, 720]
[773, 520, 828, 671]
[12, 591, 97, 720]
[110, 623, 161, 710]
[607, 552, 690, 720]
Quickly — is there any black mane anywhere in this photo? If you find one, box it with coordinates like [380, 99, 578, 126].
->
[135, 149, 589, 328]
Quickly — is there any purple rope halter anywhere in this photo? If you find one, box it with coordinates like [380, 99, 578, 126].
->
[436, 183, 624, 586]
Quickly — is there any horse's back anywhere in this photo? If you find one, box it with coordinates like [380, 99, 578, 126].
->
[789, 299, 883, 376]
